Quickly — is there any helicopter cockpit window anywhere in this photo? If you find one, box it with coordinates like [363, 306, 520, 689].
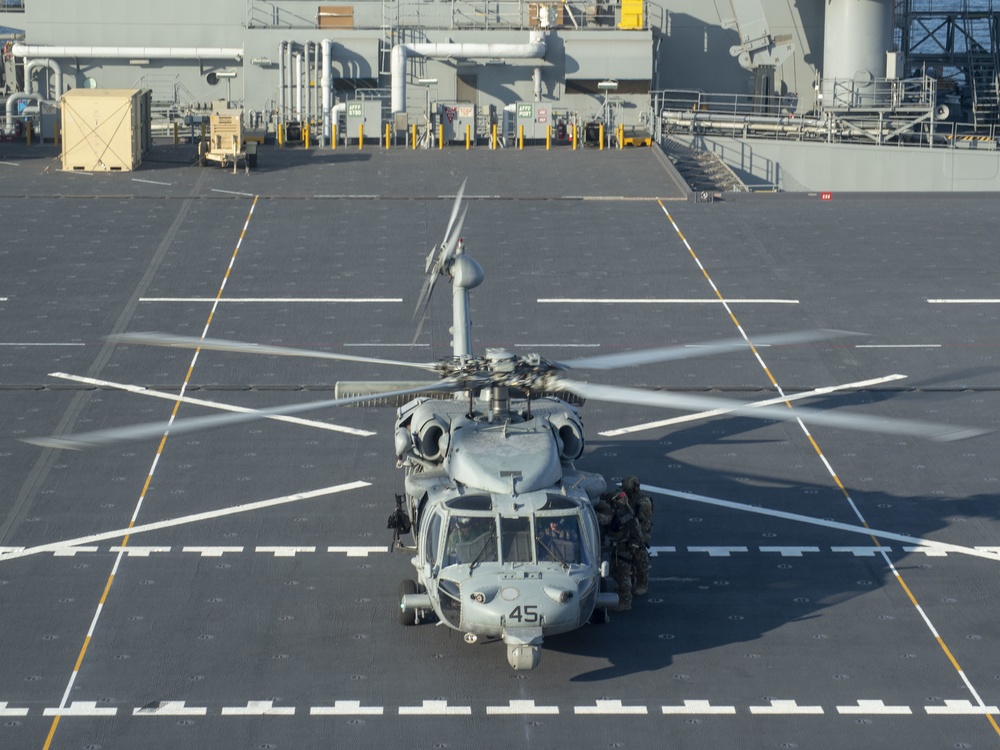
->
[445, 495, 493, 512]
[540, 495, 579, 511]
[500, 516, 533, 563]
[443, 516, 497, 567]
[424, 511, 443, 566]
[535, 514, 587, 565]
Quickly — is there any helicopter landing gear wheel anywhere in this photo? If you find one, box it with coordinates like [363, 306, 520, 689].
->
[506, 643, 541, 671]
[398, 579, 418, 626]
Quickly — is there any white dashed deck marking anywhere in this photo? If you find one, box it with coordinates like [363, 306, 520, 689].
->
[924, 700, 1000, 715]
[831, 546, 887, 556]
[182, 546, 245, 556]
[760, 546, 820, 557]
[310, 701, 384, 716]
[109, 546, 171, 557]
[661, 701, 736, 715]
[255, 546, 316, 557]
[398, 700, 471, 716]
[0, 702, 29, 716]
[574, 700, 648, 715]
[44, 702, 117, 717]
[487, 699, 559, 715]
[50, 546, 99, 556]
[687, 546, 748, 557]
[221, 701, 295, 716]
[133, 701, 208, 716]
[837, 700, 912, 715]
[327, 546, 386, 557]
[903, 546, 950, 557]
[749, 700, 824, 715]
[648, 546, 676, 556]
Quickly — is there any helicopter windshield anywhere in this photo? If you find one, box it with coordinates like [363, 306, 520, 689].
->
[535, 514, 587, 565]
[442, 512, 590, 568]
[443, 515, 497, 567]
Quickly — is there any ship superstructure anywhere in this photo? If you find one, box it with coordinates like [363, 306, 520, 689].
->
[1, 0, 998, 190]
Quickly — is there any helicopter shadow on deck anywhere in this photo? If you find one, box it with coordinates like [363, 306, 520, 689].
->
[541, 388, 999, 683]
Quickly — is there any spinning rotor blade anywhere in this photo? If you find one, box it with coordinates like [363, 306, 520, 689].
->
[25, 380, 465, 451]
[109, 333, 439, 373]
[441, 179, 467, 253]
[557, 330, 857, 371]
[413, 181, 469, 321]
[552, 378, 989, 442]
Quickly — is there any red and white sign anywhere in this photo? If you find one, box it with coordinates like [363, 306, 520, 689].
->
[820, 192, 833, 201]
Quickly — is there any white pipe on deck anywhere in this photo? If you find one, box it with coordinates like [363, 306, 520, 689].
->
[391, 33, 546, 114]
[24, 58, 64, 100]
[12, 44, 243, 60]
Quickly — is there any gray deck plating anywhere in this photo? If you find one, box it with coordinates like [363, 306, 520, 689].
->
[2, 142, 1000, 749]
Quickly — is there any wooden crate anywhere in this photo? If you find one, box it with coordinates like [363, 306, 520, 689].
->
[60, 88, 151, 172]
[318, 5, 353, 28]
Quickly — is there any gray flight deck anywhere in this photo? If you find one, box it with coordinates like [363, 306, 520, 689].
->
[1, 141, 1000, 749]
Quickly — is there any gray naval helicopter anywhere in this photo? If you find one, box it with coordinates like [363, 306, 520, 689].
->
[28, 182, 989, 671]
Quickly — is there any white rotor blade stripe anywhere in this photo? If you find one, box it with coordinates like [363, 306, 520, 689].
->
[25, 381, 462, 450]
[47, 372, 375, 437]
[601, 375, 909, 436]
[559, 330, 858, 371]
[109, 332, 438, 372]
[555, 379, 988, 442]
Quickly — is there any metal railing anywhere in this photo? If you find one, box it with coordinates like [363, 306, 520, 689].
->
[653, 86, 998, 150]
[246, 0, 645, 30]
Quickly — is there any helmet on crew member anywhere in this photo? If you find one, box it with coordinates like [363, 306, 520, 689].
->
[622, 475, 640, 493]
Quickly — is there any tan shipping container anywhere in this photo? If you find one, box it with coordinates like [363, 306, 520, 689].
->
[61, 88, 152, 172]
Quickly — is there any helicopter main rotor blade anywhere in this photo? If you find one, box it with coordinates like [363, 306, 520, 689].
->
[109, 333, 440, 373]
[552, 378, 989, 442]
[441, 178, 468, 250]
[413, 182, 470, 321]
[25, 380, 464, 451]
[556, 330, 858, 371]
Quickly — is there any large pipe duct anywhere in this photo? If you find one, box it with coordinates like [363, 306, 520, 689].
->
[24, 58, 64, 101]
[391, 33, 546, 114]
[12, 44, 243, 60]
[5, 92, 42, 134]
[294, 49, 303, 118]
[322, 39, 336, 138]
[278, 41, 287, 124]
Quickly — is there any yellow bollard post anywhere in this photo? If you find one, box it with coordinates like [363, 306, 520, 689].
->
[359, 124, 364, 149]
[412, 123, 417, 150]
[518, 124, 524, 150]
[572, 124, 577, 150]
[278, 123, 284, 148]
[305, 122, 310, 149]
[438, 123, 444, 150]
[491, 123, 497, 150]
[332, 123, 337, 150]
[618, 123, 624, 149]
[599, 123, 604, 151]
[385, 122, 391, 150]
[546, 125, 551, 150]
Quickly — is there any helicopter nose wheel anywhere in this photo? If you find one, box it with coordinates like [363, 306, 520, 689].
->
[506, 643, 541, 671]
